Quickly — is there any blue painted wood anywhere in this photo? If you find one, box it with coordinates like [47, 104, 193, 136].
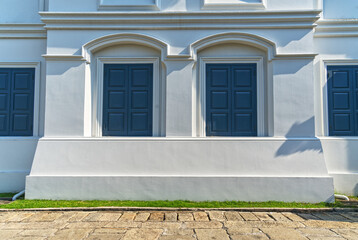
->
[0, 68, 35, 136]
[103, 64, 153, 136]
[328, 66, 358, 136]
[206, 64, 257, 136]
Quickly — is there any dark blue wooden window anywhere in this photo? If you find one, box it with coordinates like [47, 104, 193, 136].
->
[206, 64, 257, 136]
[0, 68, 35, 136]
[103, 64, 153, 136]
[328, 66, 358, 136]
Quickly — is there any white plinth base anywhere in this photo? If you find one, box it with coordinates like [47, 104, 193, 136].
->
[26, 176, 334, 203]
[330, 173, 358, 196]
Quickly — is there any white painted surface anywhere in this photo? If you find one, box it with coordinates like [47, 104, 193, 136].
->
[0, 139, 38, 192]
[29, 139, 329, 176]
[0, 0, 41, 23]
[1, 0, 358, 200]
[324, 0, 358, 19]
[26, 176, 334, 202]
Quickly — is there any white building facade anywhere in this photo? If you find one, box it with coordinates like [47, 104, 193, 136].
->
[0, 0, 357, 202]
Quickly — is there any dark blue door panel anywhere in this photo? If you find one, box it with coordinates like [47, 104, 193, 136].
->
[0, 68, 34, 136]
[328, 66, 358, 136]
[103, 64, 153, 136]
[206, 64, 257, 136]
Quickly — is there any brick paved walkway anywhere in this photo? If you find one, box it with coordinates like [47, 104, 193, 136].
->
[0, 210, 358, 239]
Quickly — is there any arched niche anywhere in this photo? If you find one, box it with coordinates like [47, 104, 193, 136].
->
[192, 33, 275, 137]
[82, 34, 168, 137]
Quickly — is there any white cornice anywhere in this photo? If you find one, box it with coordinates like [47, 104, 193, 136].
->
[315, 19, 358, 38]
[39, 10, 321, 30]
[0, 24, 46, 39]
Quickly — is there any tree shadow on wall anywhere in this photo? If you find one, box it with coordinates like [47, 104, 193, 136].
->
[275, 117, 323, 157]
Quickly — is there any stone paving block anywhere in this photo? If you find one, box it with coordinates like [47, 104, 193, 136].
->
[208, 211, 225, 221]
[48, 228, 92, 240]
[254, 212, 274, 221]
[338, 213, 358, 222]
[18, 229, 58, 237]
[135, 212, 151, 222]
[86, 234, 123, 240]
[282, 212, 306, 222]
[82, 212, 104, 222]
[183, 221, 223, 229]
[12, 237, 47, 240]
[195, 229, 230, 240]
[227, 226, 262, 235]
[260, 227, 307, 240]
[225, 220, 305, 229]
[304, 220, 358, 229]
[159, 235, 195, 240]
[98, 212, 122, 222]
[240, 212, 260, 221]
[68, 212, 90, 222]
[149, 212, 165, 221]
[225, 212, 244, 221]
[230, 234, 269, 240]
[6, 212, 35, 222]
[298, 228, 339, 237]
[87, 233, 125, 240]
[105, 221, 142, 229]
[54, 212, 78, 222]
[312, 213, 338, 221]
[269, 212, 291, 221]
[0, 213, 17, 222]
[38, 212, 64, 222]
[324, 213, 351, 221]
[193, 212, 209, 222]
[142, 222, 182, 229]
[306, 237, 344, 240]
[2, 222, 67, 230]
[298, 213, 321, 220]
[164, 212, 177, 222]
[93, 228, 127, 234]
[64, 221, 107, 229]
[178, 212, 194, 222]
[119, 212, 137, 221]
[122, 229, 163, 240]
[331, 229, 358, 240]
[0, 229, 23, 240]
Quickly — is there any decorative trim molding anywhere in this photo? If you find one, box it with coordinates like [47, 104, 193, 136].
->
[0, 24, 46, 39]
[82, 33, 168, 63]
[191, 32, 276, 61]
[273, 54, 318, 60]
[39, 11, 321, 30]
[98, 0, 161, 11]
[197, 57, 265, 137]
[315, 20, 358, 38]
[0, 62, 41, 137]
[201, 0, 266, 10]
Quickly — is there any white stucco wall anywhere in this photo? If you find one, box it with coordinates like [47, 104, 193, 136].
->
[0, 0, 42, 23]
[1, 0, 357, 200]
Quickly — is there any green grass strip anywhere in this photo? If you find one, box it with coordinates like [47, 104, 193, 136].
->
[0, 199, 347, 209]
[0, 193, 15, 198]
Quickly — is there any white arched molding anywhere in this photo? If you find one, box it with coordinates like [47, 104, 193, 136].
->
[190, 32, 277, 62]
[191, 33, 276, 137]
[82, 33, 168, 137]
[82, 33, 169, 64]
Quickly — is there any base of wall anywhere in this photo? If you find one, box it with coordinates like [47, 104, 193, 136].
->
[330, 173, 358, 196]
[0, 171, 29, 193]
[26, 176, 334, 203]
